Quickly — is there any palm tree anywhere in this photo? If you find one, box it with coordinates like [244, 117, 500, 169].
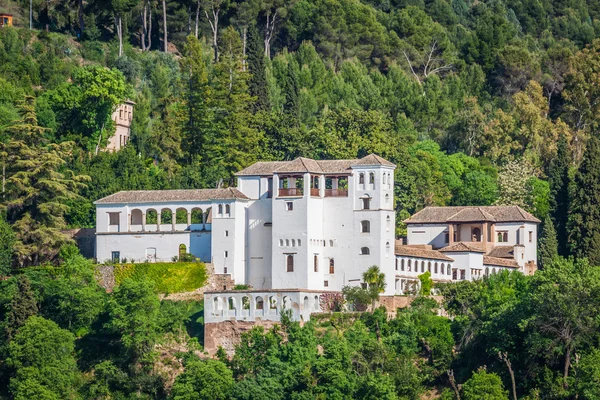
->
[363, 265, 386, 311]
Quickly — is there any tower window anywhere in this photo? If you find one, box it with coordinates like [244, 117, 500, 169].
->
[362, 198, 371, 210]
[329, 259, 335, 274]
[359, 173, 365, 184]
[361, 220, 370, 233]
[314, 255, 319, 272]
[286, 255, 294, 272]
[360, 247, 370, 255]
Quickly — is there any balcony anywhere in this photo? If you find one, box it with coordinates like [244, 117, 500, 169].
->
[310, 188, 320, 197]
[324, 189, 348, 197]
[278, 188, 303, 197]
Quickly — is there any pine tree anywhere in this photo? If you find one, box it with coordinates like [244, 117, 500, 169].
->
[568, 134, 600, 264]
[247, 24, 270, 112]
[5, 275, 38, 340]
[0, 97, 90, 267]
[0, 213, 15, 277]
[548, 133, 570, 256]
[539, 216, 558, 268]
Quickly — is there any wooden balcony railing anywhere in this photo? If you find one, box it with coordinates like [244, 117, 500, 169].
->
[310, 188, 320, 197]
[278, 188, 303, 197]
[324, 189, 348, 197]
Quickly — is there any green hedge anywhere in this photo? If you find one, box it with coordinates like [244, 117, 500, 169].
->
[113, 262, 208, 293]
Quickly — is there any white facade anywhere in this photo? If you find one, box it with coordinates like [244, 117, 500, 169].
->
[95, 155, 397, 295]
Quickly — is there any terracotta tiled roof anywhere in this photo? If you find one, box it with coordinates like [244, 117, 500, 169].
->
[488, 246, 515, 259]
[95, 188, 250, 204]
[235, 155, 395, 176]
[353, 154, 396, 167]
[483, 256, 519, 268]
[405, 206, 540, 224]
[395, 245, 454, 261]
[439, 242, 486, 253]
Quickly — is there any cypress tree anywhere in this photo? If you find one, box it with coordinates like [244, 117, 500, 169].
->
[283, 60, 300, 124]
[5, 275, 38, 340]
[538, 216, 558, 268]
[548, 133, 570, 256]
[568, 134, 600, 264]
[0, 213, 15, 277]
[247, 24, 270, 112]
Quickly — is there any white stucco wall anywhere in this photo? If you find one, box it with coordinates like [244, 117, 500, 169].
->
[407, 224, 448, 249]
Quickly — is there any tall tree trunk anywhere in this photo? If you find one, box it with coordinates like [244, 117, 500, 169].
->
[30, 0, 33, 30]
[195, 0, 200, 38]
[162, 0, 168, 53]
[147, 5, 152, 50]
[564, 347, 572, 388]
[78, 0, 84, 36]
[264, 9, 278, 59]
[117, 15, 123, 56]
[499, 352, 518, 400]
[205, 6, 220, 62]
[242, 25, 247, 71]
[141, 4, 147, 51]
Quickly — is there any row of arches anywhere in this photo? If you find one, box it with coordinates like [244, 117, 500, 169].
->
[310, 239, 336, 247]
[396, 258, 453, 276]
[210, 294, 320, 317]
[130, 207, 209, 226]
[279, 238, 302, 247]
[358, 171, 392, 190]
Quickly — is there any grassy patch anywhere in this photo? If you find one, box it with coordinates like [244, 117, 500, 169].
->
[113, 262, 208, 293]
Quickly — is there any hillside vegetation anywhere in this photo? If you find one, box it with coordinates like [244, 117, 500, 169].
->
[3, 0, 600, 398]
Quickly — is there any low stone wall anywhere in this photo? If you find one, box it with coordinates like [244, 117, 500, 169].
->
[379, 295, 445, 315]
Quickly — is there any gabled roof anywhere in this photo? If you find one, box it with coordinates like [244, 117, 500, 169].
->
[395, 245, 454, 261]
[405, 206, 540, 224]
[94, 188, 249, 204]
[439, 242, 486, 253]
[483, 256, 519, 268]
[235, 154, 395, 176]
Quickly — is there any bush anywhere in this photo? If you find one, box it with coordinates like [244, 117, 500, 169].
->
[113, 262, 208, 293]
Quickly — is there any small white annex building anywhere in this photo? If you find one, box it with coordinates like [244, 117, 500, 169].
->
[394, 206, 540, 294]
[95, 154, 397, 295]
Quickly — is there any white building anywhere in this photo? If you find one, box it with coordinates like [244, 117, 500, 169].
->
[94, 154, 397, 294]
[393, 206, 540, 294]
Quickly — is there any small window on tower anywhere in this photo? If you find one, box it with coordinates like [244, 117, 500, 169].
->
[324, 280, 329, 287]
[362, 198, 371, 210]
[329, 259, 335, 274]
[286, 202, 294, 211]
[359, 173, 365, 184]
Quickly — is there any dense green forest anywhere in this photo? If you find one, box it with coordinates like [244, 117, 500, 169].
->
[3, 0, 600, 398]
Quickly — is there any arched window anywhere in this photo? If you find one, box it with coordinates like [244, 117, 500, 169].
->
[385, 194, 389, 204]
[401, 259, 405, 271]
[329, 240, 334, 247]
[314, 255, 318, 272]
[256, 297, 264, 310]
[408, 259, 412, 272]
[447, 265, 451, 275]
[395, 259, 398, 271]
[359, 173, 365, 184]
[225, 204, 231, 216]
[279, 239, 283, 246]
[362, 197, 371, 210]
[434, 262, 438, 274]
[179, 244, 186, 259]
[361, 220, 370, 233]
[386, 216, 391, 231]
[218, 204, 223, 215]
[286, 255, 294, 272]
[292, 239, 296, 247]
[383, 173, 386, 184]
[369, 172, 375, 184]
[386, 242, 390, 257]
[360, 247, 370, 255]
[286, 239, 290, 246]
[485, 267, 489, 277]
[421, 261, 425, 273]
[472, 227, 481, 242]
[388, 173, 392, 188]
[298, 239, 302, 246]
[329, 258, 335, 274]
[428, 261, 431, 272]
